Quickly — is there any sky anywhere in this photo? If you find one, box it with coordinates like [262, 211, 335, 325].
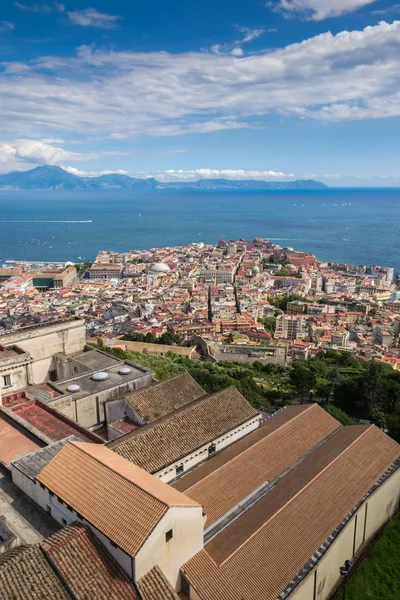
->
[1, 0, 400, 186]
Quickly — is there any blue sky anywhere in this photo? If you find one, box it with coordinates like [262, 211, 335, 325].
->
[1, 0, 400, 186]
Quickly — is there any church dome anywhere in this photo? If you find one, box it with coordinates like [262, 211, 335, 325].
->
[149, 262, 170, 274]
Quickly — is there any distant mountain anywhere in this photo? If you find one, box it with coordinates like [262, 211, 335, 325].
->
[0, 165, 329, 191]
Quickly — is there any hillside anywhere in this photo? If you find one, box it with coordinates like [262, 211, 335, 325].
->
[0, 165, 329, 191]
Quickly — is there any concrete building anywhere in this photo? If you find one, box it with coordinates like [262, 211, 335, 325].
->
[89, 264, 123, 279]
[0, 319, 153, 430]
[0, 318, 87, 390]
[275, 314, 309, 341]
[31, 266, 78, 290]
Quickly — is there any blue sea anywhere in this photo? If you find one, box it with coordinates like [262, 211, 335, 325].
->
[0, 188, 399, 270]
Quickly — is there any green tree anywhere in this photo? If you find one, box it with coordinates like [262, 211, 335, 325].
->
[324, 405, 357, 425]
[289, 362, 317, 403]
[262, 317, 276, 334]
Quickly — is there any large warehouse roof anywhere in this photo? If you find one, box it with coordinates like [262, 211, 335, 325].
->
[182, 423, 400, 600]
[175, 403, 339, 527]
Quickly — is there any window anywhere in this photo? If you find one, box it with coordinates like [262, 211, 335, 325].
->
[46, 505, 51, 515]
[66, 504, 73, 512]
[2, 374, 11, 388]
[176, 465, 184, 476]
[62, 518, 67, 526]
[48, 370, 57, 382]
[77, 513, 84, 520]
[110, 540, 118, 548]
[39, 482, 45, 490]
[165, 529, 173, 542]
[181, 575, 190, 595]
[208, 444, 216, 457]
[57, 497, 64, 505]
[49, 491, 54, 497]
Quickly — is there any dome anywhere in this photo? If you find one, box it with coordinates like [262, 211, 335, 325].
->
[252, 265, 260, 273]
[149, 262, 170, 274]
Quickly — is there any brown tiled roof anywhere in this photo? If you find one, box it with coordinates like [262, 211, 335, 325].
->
[109, 387, 259, 473]
[136, 565, 180, 600]
[182, 550, 242, 600]
[37, 442, 199, 557]
[124, 372, 205, 422]
[181, 403, 340, 526]
[41, 524, 139, 599]
[173, 404, 318, 493]
[183, 425, 400, 600]
[0, 546, 70, 600]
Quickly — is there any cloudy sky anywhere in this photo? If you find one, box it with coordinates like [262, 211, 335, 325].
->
[1, 0, 400, 185]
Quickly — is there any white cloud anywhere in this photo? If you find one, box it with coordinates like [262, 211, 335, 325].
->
[0, 21, 15, 32]
[67, 8, 121, 29]
[153, 169, 292, 182]
[238, 27, 264, 42]
[1, 20, 400, 140]
[0, 139, 87, 165]
[14, 2, 64, 13]
[210, 26, 264, 55]
[273, 0, 377, 21]
[62, 166, 128, 177]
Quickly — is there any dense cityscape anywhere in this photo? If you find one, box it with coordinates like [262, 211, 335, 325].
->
[1, 237, 399, 365]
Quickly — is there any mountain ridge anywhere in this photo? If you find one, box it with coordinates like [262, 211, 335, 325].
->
[0, 165, 329, 190]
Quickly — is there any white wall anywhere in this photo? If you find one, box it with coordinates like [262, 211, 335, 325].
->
[156, 415, 261, 483]
[11, 467, 133, 576]
[292, 467, 400, 600]
[0, 320, 86, 384]
[136, 506, 204, 590]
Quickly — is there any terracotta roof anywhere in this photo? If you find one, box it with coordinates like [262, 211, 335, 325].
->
[109, 387, 259, 473]
[124, 372, 205, 422]
[0, 546, 70, 600]
[41, 524, 139, 599]
[181, 404, 340, 526]
[37, 442, 199, 557]
[173, 405, 317, 493]
[182, 550, 242, 600]
[183, 425, 400, 600]
[136, 565, 180, 600]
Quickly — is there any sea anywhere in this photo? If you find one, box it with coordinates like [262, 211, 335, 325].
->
[0, 188, 399, 270]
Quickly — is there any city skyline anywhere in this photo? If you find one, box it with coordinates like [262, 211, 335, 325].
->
[1, 0, 400, 186]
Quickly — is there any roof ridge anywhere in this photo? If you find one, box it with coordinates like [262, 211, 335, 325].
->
[41, 523, 88, 553]
[220, 424, 373, 566]
[68, 442, 170, 509]
[69, 442, 197, 509]
[110, 386, 248, 446]
[127, 371, 202, 395]
[184, 404, 317, 494]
